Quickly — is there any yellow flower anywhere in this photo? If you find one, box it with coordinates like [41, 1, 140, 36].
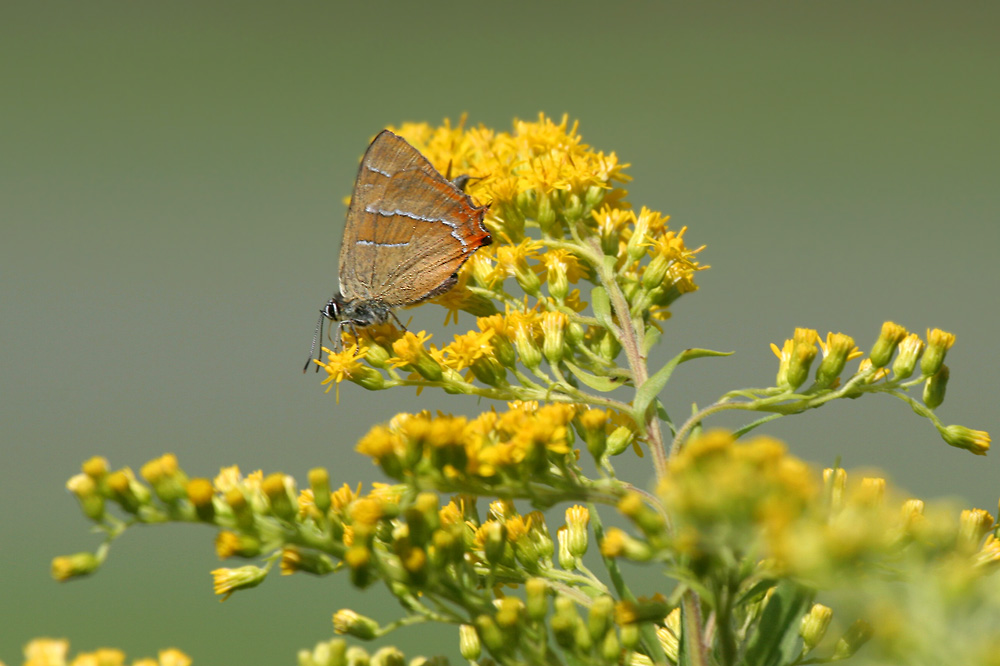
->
[23, 638, 69, 666]
[387, 331, 432, 367]
[316, 345, 371, 401]
[439, 329, 495, 370]
[211, 565, 266, 601]
[157, 650, 192, 666]
[330, 482, 362, 512]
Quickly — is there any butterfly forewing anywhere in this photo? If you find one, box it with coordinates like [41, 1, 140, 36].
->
[339, 130, 490, 305]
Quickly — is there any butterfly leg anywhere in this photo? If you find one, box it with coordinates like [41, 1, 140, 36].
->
[388, 310, 409, 333]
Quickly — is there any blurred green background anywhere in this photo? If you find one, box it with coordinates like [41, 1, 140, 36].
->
[3, 2, 998, 663]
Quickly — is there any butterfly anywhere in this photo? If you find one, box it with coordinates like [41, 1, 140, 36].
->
[305, 130, 492, 371]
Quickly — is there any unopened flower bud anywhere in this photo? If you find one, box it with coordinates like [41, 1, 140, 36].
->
[588, 595, 614, 641]
[815, 332, 856, 388]
[51, 552, 100, 581]
[606, 425, 635, 457]
[474, 614, 505, 654]
[459, 624, 481, 661]
[262, 473, 298, 521]
[67, 473, 105, 522]
[186, 478, 216, 522]
[921, 328, 955, 377]
[922, 365, 949, 409]
[892, 333, 924, 379]
[211, 564, 267, 600]
[565, 505, 589, 557]
[959, 508, 995, 547]
[869, 321, 908, 368]
[823, 467, 847, 511]
[939, 424, 990, 455]
[618, 492, 665, 537]
[369, 647, 403, 666]
[578, 409, 608, 461]
[513, 324, 542, 370]
[484, 521, 507, 566]
[309, 468, 332, 516]
[557, 527, 575, 569]
[333, 609, 379, 640]
[526, 578, 549, 621]
[541, 311, 568, 365]
[344, 646, 369, 666]
[800, 603, 833, 650]
[470, 355, 508, 387]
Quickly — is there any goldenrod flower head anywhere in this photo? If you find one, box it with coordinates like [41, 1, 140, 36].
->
[211, 565, 266, 601]
[816, 332, 860, 387]
[439, 329, 494, 371]
[387, 331, 432, 367]
[869, 321, 909, 368]
[316, 344, 380, 401]
[541, 310, 568, 365]
[940, 424, 991, 456]
[23, 638, 70, 666]
[958, 508, 995, 547]
[459, 623, 482, 661]
[892, 332, 925, 379]
[214, 530, 260, 559]
[330, 482, 362, 513]
[800, 603, 834, 650]
[770, 328, 819, 390]
[564, 505, 590, 558]
[67, 648, 127, 666]
[333, 609, 379, 640]
[974, 534, 1000, 569]
[660, 431, 818, 568]
[51, 552, 99, 582]
[922, 328, 956, 377]
[155, 650, 192, 666]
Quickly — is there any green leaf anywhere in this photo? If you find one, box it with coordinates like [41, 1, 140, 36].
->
[634, 348, 733, 419]
[591, 285, 614, 330]
[642, 325, 663, 355]
[563, 360, 628, 392]
[743, 580, 813, 666]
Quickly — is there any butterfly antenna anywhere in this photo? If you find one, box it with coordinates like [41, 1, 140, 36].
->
[304, 312, 325, 373]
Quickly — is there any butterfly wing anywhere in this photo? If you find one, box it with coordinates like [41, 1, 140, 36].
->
[338, 130, 490, 306]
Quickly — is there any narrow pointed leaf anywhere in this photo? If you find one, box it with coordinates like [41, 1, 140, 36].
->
[634, 348, 733, 418]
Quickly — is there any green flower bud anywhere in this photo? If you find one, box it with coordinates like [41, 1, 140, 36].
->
[868, 321, 908, 368]
[369, 647, 404, 666]
[471, 355, 508, 387]
[526, 578, 549, 621]
[606, 426, 635, 457]
[557, 526, 575, 570]
[333, 609, 379, 641]
[475, 614, 506, 654]
[922, 364, 949, 409]
[939, 424, 990, 455]
[345, 646, 370, 666]
[309, 467, 332, 516]
[588, 595, 614, 641]
[800, 603, 833, 650]
[51, 552, 100, 581]
[921, 328, 955, 377]
[262, 473, 297, 522]
[815, 333, 856, 388]
[459, 624, 481, 661]
[892, 333, 924, 379]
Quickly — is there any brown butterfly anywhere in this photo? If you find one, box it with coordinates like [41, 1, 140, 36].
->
[305, 130, 492, 371]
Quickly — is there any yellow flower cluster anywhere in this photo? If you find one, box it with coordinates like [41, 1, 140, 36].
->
[356, 401, 578, 489]
[17, 639, 189, 666]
